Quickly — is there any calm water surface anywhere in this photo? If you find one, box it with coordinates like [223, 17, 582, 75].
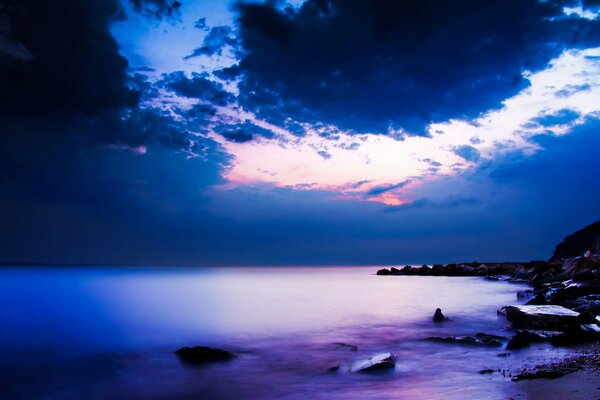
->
[0, 267, 574, 399]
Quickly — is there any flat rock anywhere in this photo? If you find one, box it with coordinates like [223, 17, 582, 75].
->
[175, 346, 236, 365]
[351, 352, 396, 373]
[505, 305, 580, 330]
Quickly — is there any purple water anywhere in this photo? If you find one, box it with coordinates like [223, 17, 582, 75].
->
[0, 267, 574, 399]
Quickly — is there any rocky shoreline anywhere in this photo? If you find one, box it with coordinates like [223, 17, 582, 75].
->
[375, 223, 600, 382]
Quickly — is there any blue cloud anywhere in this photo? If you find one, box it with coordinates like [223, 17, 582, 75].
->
[452, 145, 481, 162]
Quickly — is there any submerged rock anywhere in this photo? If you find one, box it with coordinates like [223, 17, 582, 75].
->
[327, 363, 341, 373]
[479, 368, 495, 374]
[504, 305, 580, 330]
[432, 308, 448, 322]
[175, 346, 236, 365]
[351, 353, 396, 373]
[332, 342, 358, 352]
[505, 330, 555, 350]
[426, 333, 505, 347]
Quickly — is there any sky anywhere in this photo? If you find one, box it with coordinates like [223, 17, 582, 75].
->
[1, 0, 600, 266]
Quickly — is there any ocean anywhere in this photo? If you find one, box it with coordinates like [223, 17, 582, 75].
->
[0, 266, 575, 399]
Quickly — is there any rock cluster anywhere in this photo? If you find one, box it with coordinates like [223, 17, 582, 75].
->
[377, 222, 600, 350]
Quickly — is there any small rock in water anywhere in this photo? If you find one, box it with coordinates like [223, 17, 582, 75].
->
[433, 308, 448, 322]
[327, 363, 341, 373]
[479, 368, 495, 374]
[332, 342, 358, 352]
[175, 346, 236, 365]
[351, 353, 396, 373]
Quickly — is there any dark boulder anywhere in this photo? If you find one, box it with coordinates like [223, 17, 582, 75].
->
[175, 346, 236, 365]
[376, 268, 391, 276]
[550, 323, 600, 346]
[506, 330, 548, 350]
[432, 308, 448, 322]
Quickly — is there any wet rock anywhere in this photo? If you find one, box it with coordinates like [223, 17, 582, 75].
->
[175, 346, 236, 365]
[517, 290, 535, 301]
[426, 333, 505, 347]
[479, 368, 495, 374]
[504, 305, 580, 330]
[432, 308, 448, 322]
[525, 294, 549, 305]
[351, 353, 396, 373]
[497, 352, 511, 357]
[505, 330, 548, 350]
[376, 268, 391, 276]
[550, 324, 600, 346]
[327, 363, 341, 373]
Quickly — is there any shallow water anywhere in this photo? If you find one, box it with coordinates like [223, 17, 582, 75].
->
[0, 266, 576, 399]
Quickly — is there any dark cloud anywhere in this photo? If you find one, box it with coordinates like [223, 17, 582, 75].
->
[0, 0, 135, 117]
[383, 196, 480, 212]
[185, 26, 237, 59]
[366, 179, 412, 196]
[452, 145, 481, 162]
[232, 0, 600, 134]
[129, 0, 182, 20]
[214, 121, 276, 143]
[162, 71, 234, 106]
[194, 17, 209, 30]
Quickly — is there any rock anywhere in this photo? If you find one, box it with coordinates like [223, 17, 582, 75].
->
[351, 353, 396, 373]
[504, 305, 581, 330]
[332, 342, 358, 352]
[390, 267, 401, 275]
[517, 290, 535, 300]
[550, 219, 600, 262]
[327, 363, 341, 373]
[479, 368, 495, 374]
[426, 333, 505, 347]
[497, 352, 511, 357]
[376, 268, 391, 276]
[550, 325, 600, 346]
[525, 294, 549, 305]
[506, 330, 547, 350]
[175, 346, 236, 365]
[432, 308, 448, 322]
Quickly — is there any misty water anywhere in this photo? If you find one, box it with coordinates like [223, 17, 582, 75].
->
[0, 267, 576, 399]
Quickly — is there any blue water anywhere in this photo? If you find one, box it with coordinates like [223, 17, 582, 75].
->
[0, 267, 574, 399]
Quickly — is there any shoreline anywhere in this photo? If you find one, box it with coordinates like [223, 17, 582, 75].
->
[377, 256, 600, 395]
